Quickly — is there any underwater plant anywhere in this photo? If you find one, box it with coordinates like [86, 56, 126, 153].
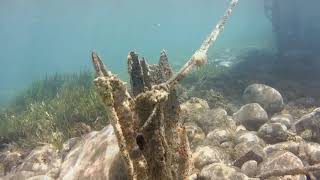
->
[0, 71, 107, 148]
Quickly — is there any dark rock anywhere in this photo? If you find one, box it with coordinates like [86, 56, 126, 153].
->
[233, 103, 268, 131]
[293, 107, 320, 142]
[258, 123, 288, 144]
[233, 149, 264, 168]
[233, 142, 265, 168]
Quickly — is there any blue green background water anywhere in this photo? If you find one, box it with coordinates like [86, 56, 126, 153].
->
[0, 0, 272, 106]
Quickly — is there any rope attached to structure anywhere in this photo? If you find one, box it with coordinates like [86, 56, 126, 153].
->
[166, 0, 239, 86]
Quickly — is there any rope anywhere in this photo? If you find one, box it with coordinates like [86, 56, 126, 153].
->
[166, 0, 239, 86]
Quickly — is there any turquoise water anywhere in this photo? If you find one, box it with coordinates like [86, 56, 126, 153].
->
[0, 0, 272, 105]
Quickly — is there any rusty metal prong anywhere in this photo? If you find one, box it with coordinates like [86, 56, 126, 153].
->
[91, 52, 109, 77]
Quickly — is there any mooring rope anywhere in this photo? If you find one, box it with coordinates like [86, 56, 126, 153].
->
[166, 0, 239, 86]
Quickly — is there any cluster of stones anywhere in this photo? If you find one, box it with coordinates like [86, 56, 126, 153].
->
[182, 83, 320, 180]
[1, 83, 320, 180]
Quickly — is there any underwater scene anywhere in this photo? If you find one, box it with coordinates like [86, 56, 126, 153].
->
[1, 0, 320, 179]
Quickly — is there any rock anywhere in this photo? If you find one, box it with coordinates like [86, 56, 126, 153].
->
[235, 131, 264, 145]
[181, 97, 236, 133]
[17, 145, 61, 177]
[3, 171, 36, 180]
[233, 103, 268, 131]
[3, 125, 126, 180]
[185, 122, 206, 149]
[259, 151, 306, 180]
[294, 107, 320, 142]
[0, 150, 23, 175]
[61, 137, 81, 160]
[192, 146, 230, 169]
[270, 114, 293, 128]
[26, 175, 55, 180]
[0, 163, 4, 177]
[265, 142, 320, 166]
[200, 108, 234, 133]
[58, 125, 126, 180]
[243, 84, 284, 114]
[233, 142, 265, 168]
[3, 145, 61, 179]
[108, 153, 129, 180]
[236, 125, 247, 133]
[180, 97, 209, 116]
[180, 98, 211, 132]
[206, 129, 232, 145]
[258, 123, 288, 144]
[199, 163, 253, 180]
[263, 142, 300, 155]
[299, 129, 313, 141]
[303, 142, 320, 164]
[188, 173, 198, 180]
[220, 141, 235, 149]
[241, 160, 258, 177]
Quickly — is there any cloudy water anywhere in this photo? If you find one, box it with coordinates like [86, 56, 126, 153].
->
[0, 0, 272, 106]
[2, 0, 320, 179]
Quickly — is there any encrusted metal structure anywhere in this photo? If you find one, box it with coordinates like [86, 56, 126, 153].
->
[91, 1, 239, 179]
